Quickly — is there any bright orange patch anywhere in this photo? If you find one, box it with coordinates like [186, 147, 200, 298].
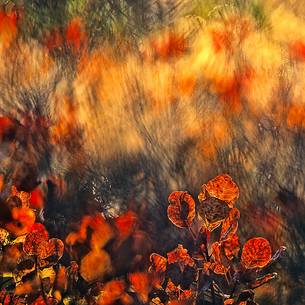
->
[241, 237, 272, 269]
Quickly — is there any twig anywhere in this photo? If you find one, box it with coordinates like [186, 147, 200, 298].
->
[35, 256, 48, 305]
[230, 280, 238, 298]
[195, 268, 202, 305]
[211, 281, 216, 305]
[186, 223, 197, 241]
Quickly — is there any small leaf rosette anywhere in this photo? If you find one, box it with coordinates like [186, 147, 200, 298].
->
[198, 174, 239, 231]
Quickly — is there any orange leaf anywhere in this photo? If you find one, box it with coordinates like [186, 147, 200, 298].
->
[0, 11, 18, 48]
[11, 186, 30, 208]
[65, 18, 87, 54]
[0, 116, 15, 140]
[97, 280, 125, 305]
[55, 266, 67, 292]
[168, 300, 194, 305]
[120, 293, 133, 305]
[220, 208, 240, 241]
[211, 242, 222, 264]
[149, 253, 167, 288]
[151, 32, 186, 60]
[37, 238, 64, 260]
[287, 104, 305, 129]
[6, 207, 36, 236]
[180, 289, 193, 300]
[224, 299, 235, 305]
[30, 188, 44, 209]
[78, 215, 92, 240]
[114, 210, 137, 241]
[80, 249, 112, 282]
[149, 253, 167, 273]
[208, 243, 229, 275]
[128, 272, 152, 303]
[290, 40, 305, 60]
[15, 281, 34, 295]
[199, 174, 239, 208]
[203, 262, 228, 275]
[89, 214, 114, 250]
[241, 237, 272, 269]
[213, 263, 228, 276]
[0, 175, 3, 191]
[30, 223, 49, 235]
[65, 232, 80, 246]
[65, 214, 113, 249]
[23, 224, 49, 255]
[150, 297, 164, 305]
[165, 278, 179, 300]
[167, 192, 195, 228]
[223, 234, 240, 260]
[167, 244, 194, 272]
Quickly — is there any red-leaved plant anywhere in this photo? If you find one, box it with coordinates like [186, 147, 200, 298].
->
[0, 174, 285, 305]
[147, 174, 286, 305]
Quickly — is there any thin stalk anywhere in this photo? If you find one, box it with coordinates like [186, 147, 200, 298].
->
[211, 281, 216, 305]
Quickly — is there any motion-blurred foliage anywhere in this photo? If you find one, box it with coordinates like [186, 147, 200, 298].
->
[0, 0, 304, 304]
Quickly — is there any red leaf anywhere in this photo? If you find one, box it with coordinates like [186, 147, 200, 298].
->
[220, 208, 240, 241]
[30, 187, 44, 209]
[0, 116, 15, 140]
[114, 210, 137, 241]
[65, 18, 87, 54]
[241, 237, 272, 269]
[80, 249, 112, 282]
[37, 238, 64, 260]
[167, 244, 194, 272]
[290, 40, 305, 60]
[149, 253, 167, 288]
[0, 11, 18, 47]
[128, 272, 152, 303]
[6, 207, 36, 236]
[223, 234, 240, 260]
[151, 32, 186, 60]
[23, 224, 49, 255]
[199, 174, 239, 208]
[167, 191, 196, 228]
[149, 253, 167, 273]
[97, 280, 125, 305]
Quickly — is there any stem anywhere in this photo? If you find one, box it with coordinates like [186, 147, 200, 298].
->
[35, 256, 47, 304]
[195, 269, 202, 305]
[186, 221, 197, 241]
[211, 281, 216, 305]
[230, 280, 238, 298]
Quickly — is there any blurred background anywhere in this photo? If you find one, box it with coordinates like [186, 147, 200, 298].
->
[0, 0, 304, 304]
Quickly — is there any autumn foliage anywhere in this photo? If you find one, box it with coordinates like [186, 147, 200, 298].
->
[0, 173, 285, 305]
[147, 174, 286, 305]
[0, 1, 296, 304]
